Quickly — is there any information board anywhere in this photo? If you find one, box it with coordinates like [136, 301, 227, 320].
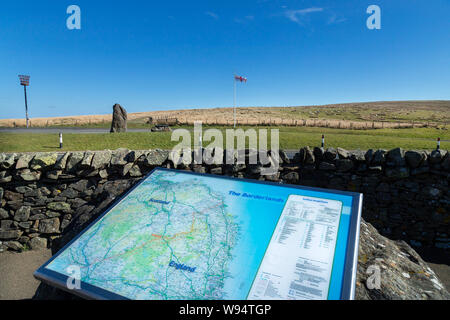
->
[34, 168, 362, 300]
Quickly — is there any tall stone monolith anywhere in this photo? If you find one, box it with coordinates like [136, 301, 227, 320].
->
[110, 103, 127, 133]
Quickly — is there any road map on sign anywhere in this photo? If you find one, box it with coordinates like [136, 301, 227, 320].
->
[39, 168, 359, 300]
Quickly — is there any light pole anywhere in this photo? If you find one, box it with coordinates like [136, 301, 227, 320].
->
[233, 75, 247, 128]
[18, 75, 30, 128]
[233, 76, 237, 128]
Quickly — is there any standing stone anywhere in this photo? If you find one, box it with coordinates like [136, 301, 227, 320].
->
[110, 103, 127, 133]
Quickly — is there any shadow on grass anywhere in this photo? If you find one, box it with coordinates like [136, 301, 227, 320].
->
[41, 146, 62, 150]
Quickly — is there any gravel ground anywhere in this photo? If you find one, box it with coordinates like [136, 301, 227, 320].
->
[427, 263, 450, 291]
[0, 248, 448, 300]
[0, 249, 52, 300]
[414, 247, 450, 292]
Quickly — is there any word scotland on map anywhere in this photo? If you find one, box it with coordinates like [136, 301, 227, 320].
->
[34, 168, 362, 300]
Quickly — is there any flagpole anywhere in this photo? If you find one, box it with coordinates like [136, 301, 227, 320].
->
[233, 75, 236, 128]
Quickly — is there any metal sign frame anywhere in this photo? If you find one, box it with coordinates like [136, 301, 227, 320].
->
[34, 167, 362, 300]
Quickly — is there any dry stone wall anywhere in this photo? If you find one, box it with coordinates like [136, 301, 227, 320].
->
[0, 147, 448, 253]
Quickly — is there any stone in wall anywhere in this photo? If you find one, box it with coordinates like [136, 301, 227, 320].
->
[91, 150, 112, 170]
[66, 152, 84, 172]
[110, 148, 129, 166]
[146, 149, 169, 167]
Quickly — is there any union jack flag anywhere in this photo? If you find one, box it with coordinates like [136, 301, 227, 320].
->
[234, 75, 247, 82]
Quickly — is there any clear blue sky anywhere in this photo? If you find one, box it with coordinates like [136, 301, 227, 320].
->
[0, 0, 449, 119]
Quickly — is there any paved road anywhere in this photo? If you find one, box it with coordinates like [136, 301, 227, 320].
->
[0, 128, 151, 134]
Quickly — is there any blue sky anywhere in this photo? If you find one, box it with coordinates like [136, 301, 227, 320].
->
[0, 0, 449, 119]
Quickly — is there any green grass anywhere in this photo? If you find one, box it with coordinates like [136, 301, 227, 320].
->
[0, 126, 448, 153]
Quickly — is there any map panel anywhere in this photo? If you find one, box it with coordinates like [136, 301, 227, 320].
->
[39, 168, 359, 300]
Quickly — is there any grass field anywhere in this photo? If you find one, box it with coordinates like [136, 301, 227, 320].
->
[0, 126, 448, 153]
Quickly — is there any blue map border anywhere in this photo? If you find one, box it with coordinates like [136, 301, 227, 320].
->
[34, 167, 362, 300]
